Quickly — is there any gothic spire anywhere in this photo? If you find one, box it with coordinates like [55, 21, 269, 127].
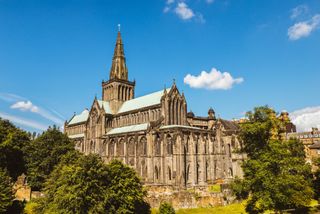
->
[109, 27, 128, 80]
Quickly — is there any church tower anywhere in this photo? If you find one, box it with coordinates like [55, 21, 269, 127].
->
[102, 28, 135, 113]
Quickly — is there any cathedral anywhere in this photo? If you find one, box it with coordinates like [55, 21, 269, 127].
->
[64, 30, 245, 189]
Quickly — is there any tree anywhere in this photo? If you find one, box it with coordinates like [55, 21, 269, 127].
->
[0, 118, 30, 179]
[234, 106, 314, 214]
[37, 154, 150, 214]
[0, 168, 13, 213]
[105, 159, 150, 214]
[25, 126, 75, 190]
[158, 202, 175, 214]
[313, 158, 320, 199]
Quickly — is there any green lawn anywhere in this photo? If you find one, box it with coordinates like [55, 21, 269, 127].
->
[152, 202, 246, 214]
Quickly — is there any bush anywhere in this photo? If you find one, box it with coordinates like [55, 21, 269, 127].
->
[0, 168, 13, 213]
[159, 202, 175, 214]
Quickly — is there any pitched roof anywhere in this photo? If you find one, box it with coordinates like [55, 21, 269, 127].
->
[106, 123, 149, 135]
[68, 109, 89, 125]
[117, 88, 170, 114]
[97, 100, 112, 114]
[220, 119, 239, 131]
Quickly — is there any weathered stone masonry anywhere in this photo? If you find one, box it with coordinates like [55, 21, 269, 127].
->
[64, 30, 245, 192]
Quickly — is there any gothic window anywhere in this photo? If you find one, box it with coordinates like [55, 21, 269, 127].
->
[168, 167, 172, 181]
[186, 164, 190, 182]
[117, 139, 124, 156]
[90, 141, 95, 153]
[154, 134, 161, 156]
[196, 162, 199, 184]
[141, 160, 147, 179]
[128, 138, 135, 156]
[155, 166, 159, 180]
[141, 137, 147, 156]
[228, 168, 233, 177]
[101, 140, 107, 155]
[166, 135, 173, 155]
[228, 144, 231, 158]
[108, 140, 115, 156]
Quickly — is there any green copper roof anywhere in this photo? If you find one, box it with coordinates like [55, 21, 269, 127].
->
[68, 109, 89, 125]
[97, 100, 112, 114]
[118, 88, 170, 114]
[107, 123, 149, 135]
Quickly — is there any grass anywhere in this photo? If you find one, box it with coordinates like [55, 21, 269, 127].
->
[152, 202, 246, 214]
[176, 202, 246, 214]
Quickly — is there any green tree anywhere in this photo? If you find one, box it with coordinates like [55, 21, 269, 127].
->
[37, 154, 150, 214]
[105, 159, 150, 214]
[25, 126, 75, 190]
[0, 168, 13, 213]
[234, 106, 314, 214]
[158, 202, 175, 214]
[0, 118, 30, 179]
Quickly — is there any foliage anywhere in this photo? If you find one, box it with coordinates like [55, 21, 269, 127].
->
[24, 201, 38, 214]
[0, 168, 13, 213]
[235, 106, 314, 214]
[313, 158, 320, 199]
[25, 126, 75, 190]
[209, 184, 221, 193]
[158, 202, 175, 214]
[230, 177, 249, 200]
[0, 118, 30, 179]
[37, 154, 150, 214]
[104, 159, 150, 214]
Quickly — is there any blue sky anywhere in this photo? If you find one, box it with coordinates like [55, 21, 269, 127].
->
[0, 0, 320, 132]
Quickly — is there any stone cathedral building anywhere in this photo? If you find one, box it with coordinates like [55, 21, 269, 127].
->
[64, 31, 245, 191]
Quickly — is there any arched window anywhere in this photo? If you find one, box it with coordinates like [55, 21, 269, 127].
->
[155, 134, 161, 155]
[196, 162, 199, 184]
[108, 140, 115, 156]
[228, 168, 233, 177]
[155, 166, 159, 180]
[168, 167, 172, 180]
[128, 138, 135, 156]
[117, 139, 124, 156]
[140, 137, 148, 155]
[167, 135, 173, 155]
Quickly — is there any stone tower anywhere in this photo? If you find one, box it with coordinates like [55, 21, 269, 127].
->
[102, 29, 135, 113]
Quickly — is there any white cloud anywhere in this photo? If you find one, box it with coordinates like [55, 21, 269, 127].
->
[288, 14, 320, 40]
[2, 93, 65, 126]
[175, 2, 195, 20]
[291, 5, 308, 19]
[290, 106, 320, 132]
[10, 101, 64, 125]
[184, 68, 244, 90]
[167, 0, 174, 4]
[11, 101, 39, 112]
[0, 112, 47, 130]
